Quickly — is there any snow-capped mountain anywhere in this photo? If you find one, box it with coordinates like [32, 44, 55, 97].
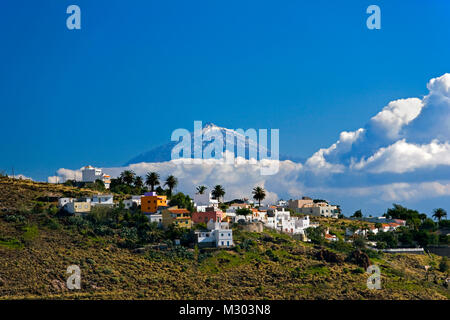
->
[125, 123, 301, 165]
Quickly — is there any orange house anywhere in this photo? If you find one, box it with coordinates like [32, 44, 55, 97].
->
[141, 192, 168, 214]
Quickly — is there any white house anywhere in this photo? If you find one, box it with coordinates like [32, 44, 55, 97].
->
[58, 197, 73, 208]
[264, 207, 313, 237]
[379, 223, 398, 232]
[123, 195, 141, 210]
[195, 219, 233, 248]
[194, 192, 219, 212]
[196, 230, 216, 247]
[251, 209, 267, 222]
[265, 208, 290, 230]
[147, 213, 163, 226]
[81, 165, 111, 189]
[91, 194, 114, 205]
[208, 220, 233, 248]
[346, 228, 369, 237]
[281, 216, 311, 235]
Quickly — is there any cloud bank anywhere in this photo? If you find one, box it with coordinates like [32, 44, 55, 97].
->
[49, 74, 450, 215]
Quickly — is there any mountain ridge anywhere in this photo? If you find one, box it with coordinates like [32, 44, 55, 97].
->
[125, 123, 304, 165]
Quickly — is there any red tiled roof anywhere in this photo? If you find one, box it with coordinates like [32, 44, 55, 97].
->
[389, 223, 400, 227]
[169, 208, 190, 214]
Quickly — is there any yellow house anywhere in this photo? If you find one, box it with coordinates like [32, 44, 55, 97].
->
[67, 201, 91, 215]
[141, 192, 168, 214]
[162, 207, 192, 229]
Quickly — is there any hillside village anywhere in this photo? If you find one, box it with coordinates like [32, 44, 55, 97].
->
[55, 165, 446, 252]
[0, 167, 449, 299]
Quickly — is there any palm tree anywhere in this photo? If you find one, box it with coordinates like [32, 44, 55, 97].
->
[196, 185, 207, 194]
[252, 186, 266, 207]
[211, 185, 225, 203]
[121, 170, 135, 186]
[145, 172, 160, 191]
[164, 175, 178, 198]
[134, 176, 144, 188]
[432, 208, 447, 222]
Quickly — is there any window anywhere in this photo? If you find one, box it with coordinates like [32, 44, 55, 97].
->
[227, 241, 229, 246]
[221, 241, 224, 246]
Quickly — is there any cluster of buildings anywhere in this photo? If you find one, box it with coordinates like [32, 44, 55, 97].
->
[287, 197, 339, 218]
[58, 179, 354, 247]
[345, 218, 406, 238]
[58, 194, 114, 214]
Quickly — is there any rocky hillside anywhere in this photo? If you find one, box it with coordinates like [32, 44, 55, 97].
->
[0, 177, 448, 300]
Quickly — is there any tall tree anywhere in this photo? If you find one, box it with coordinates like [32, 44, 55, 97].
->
[145, 172, 160, 191]
[211, 185, 225, 202]
[196, 185, 207, 194]
[121, 170, 136, 186]
[134, 176, 144, 188]
[352, 210, 363, 218]
[432, 208, 447, 222]
[252, 186, 266, 207]
[164, 175, 178, 198]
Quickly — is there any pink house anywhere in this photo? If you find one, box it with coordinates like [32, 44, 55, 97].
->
[192, 208, 224, 224]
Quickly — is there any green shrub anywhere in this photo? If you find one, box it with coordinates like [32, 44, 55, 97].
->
[352, 267, 365, 274]
[0, 238, 23, 249]
[439, 257, 449, 273]
[265, 249, 279, 262]
[45, 218, 60, 230]
[22, 225, 39, 243]
[239, 239, 256, 250]
[4, 214, 25, 223]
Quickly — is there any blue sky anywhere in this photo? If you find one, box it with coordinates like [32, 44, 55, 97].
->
[1, 1, 450, 214]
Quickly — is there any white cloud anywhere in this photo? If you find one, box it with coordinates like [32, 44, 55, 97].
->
[48, 168, 82, 183]
[48, 74, 450, 214]
[369, 98, 424, 140]
[102, 158, 303, 204]
[351, 139, 450, 173]
[9, 174, 33, 181]
[427, 73, 450, 98]
[309, 181, 450, 202]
